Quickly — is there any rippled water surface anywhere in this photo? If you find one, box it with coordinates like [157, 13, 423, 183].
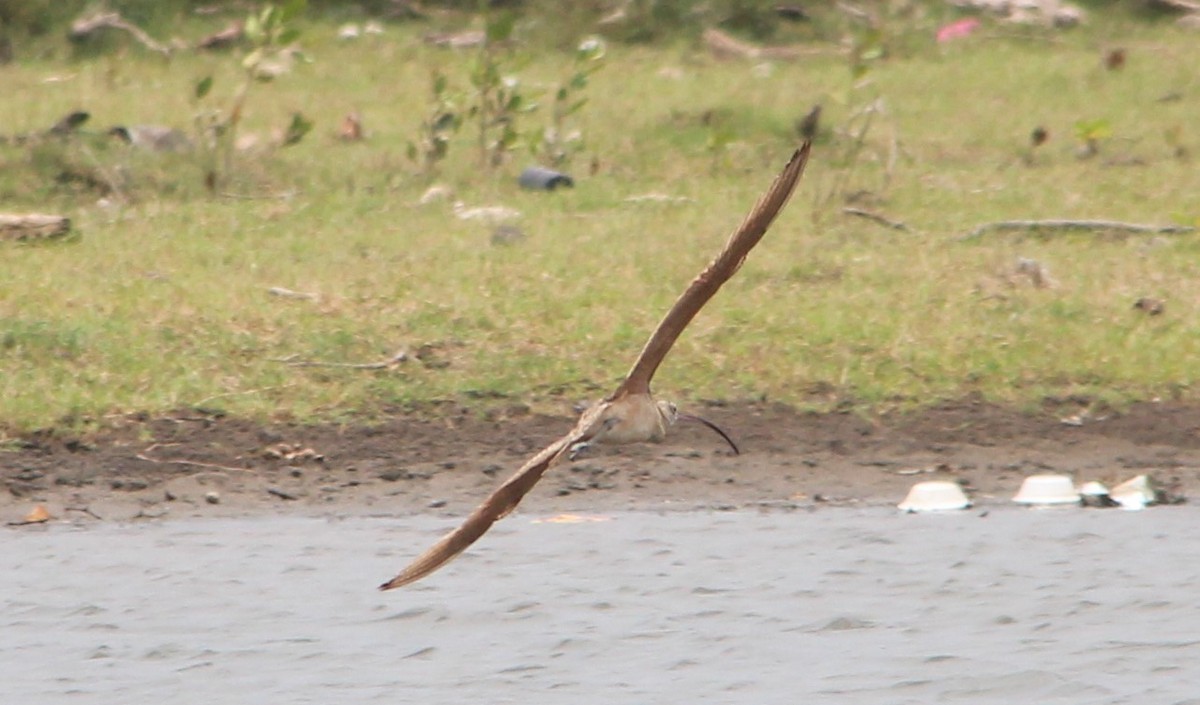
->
[5, 507, 1200, 704]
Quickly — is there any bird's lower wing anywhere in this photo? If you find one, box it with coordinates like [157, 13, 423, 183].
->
[378, 433, 580, 590]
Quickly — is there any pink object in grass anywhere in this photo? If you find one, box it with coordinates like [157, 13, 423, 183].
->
[936, 18, 980, 43]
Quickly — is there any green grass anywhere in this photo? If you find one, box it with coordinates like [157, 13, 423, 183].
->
[1, 15, 1199, 432]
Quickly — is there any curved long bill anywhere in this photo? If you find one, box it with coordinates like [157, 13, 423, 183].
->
[677, 413, 740, 455]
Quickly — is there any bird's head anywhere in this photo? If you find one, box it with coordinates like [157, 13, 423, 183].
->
[655, 400, 739, 455]
[655, 400, 679, 426]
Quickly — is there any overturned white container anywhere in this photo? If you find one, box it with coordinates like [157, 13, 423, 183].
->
[1110, 474, 1156, 511]
[898, 481, 972, 513]
[1013, 474, 1079, 506]
[1079, 481, 1119, 508]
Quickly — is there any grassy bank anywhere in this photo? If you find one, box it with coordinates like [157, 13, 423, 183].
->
[1, 14, 1198, 433]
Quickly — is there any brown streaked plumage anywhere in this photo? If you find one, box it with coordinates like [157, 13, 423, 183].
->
[379, 141, 812, 590]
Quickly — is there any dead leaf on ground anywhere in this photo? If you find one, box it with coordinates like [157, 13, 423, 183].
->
[7, 504, 51, 526]
[262, 443, 324, 463]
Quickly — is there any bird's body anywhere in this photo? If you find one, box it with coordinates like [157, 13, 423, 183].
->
[584, 393, 674, 444]
[379, 142, 812, 590]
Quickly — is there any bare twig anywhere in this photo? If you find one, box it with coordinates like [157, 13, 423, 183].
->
[219, 190, 298, 200]
[267, 286, 318, 301]
[842, 207, 908, 231]
[69, 12, 172, 56]
[65, 506, 103, 520]
[136, 453, 250, 474]
[270, 350, 409, 370]
[960, 219, 1195, 241]
[267, 487, 298, 501]
[191, 384, 293, 408]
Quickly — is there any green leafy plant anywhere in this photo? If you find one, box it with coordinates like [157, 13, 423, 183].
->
[817, 25, 897, 211]
[535, 35, 605, 168]
[468, 9, 536, 168]
[1074, 118, 1111, 159]
[407, 70, 462, 176]
[193, 0, 310, 191]
[703, 109, 736, 174]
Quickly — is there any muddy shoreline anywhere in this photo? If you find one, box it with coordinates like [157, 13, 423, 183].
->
[3, 399, 1198, 523]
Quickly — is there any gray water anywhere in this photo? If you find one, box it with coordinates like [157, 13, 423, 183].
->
[4, 507, 1199, 704]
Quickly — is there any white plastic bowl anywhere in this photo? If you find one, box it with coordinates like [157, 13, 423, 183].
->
[1012, 474, 1079, 506]
[898, 481, 972, 512]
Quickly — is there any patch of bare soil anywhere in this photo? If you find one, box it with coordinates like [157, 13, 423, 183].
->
[3, 399, 1198, 524]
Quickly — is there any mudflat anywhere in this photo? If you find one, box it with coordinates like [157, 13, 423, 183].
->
[3, 399, 1197, 522]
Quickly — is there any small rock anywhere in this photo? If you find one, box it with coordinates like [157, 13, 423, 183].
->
[490, 224, 526, 246]
[1133, 297, 1164, 315]
[204, 491, 220, 505]
[378, 469, 411, 482]
[428, 499, 447, 508]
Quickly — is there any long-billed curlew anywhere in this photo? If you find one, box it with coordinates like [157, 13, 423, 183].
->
[379, 141, 812, 590]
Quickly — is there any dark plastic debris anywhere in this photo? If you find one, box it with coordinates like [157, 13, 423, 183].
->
[519, 166, 574, 191]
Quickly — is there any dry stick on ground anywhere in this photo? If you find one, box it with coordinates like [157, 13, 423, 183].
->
[135, 453, 252, 475]
[842, 207, 908, 231]
[701, 28, 834, 61]
[65, 506, 103, 520]
[69, 11, 172, 56]
[0, 214, 71, 241]
[379, 142, 812, 591]
[960, 219, 1196, 241]
[270, 351, 409, 370]
[1147, 0, 1200, 12]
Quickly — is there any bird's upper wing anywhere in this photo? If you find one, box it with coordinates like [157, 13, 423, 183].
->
[378, 404, 610, 590]
[616, 141, 811, 396]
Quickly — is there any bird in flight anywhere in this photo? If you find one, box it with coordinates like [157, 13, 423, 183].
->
[380, 142, 812, 590]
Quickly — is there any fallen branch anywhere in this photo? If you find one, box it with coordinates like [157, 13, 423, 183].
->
[136, 453, 250, 474]
[69, 11, 172, 56]
[702, 28, 832, 61]
[960, 219, 1196, 241]
[65, 506, 103, 520]
[842, 207, 908, 231]
[270, 350, 409, 370]
[1147, 0, 1200, 12]
[0, 214, 71, 241]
